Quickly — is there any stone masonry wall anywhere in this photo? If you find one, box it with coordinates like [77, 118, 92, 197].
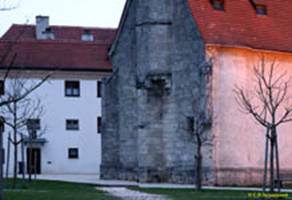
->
[101, 0, 214, 184]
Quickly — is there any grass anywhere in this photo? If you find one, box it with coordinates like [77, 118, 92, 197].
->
[131, 187, 292, 200]
[4, 179, 292, 200]
[4, 179, 120, 200]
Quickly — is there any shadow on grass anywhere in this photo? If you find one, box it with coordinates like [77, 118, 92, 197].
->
[4, 179, 120, 200]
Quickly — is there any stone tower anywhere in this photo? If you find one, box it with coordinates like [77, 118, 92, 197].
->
[101, 0, 213, 183]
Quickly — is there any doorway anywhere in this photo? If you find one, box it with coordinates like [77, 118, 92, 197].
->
[26, 148, 41, 174]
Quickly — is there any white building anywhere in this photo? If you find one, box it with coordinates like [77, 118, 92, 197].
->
[0, 16, 115, 176]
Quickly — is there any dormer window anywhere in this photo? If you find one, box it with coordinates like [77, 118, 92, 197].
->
[250, 1, 267, 15]
[45, 27, 52, 33]
[255, 4, 267, 15]
[42, 27, 55, 40]
[210, 0, 224, 11]
[81, 29, 94, 41]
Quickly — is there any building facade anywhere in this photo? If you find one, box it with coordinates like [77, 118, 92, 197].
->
[0, 16, 115, 175]
[101, 0, 292, 185]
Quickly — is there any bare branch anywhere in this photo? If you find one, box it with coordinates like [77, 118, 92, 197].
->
[235, 56, 292, 130]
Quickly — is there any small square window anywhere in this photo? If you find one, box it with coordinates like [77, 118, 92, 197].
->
[27, 119, 41, 130]
[66, 119, 79, 130]
[0, 80, 4, 95]
[255, 5, 267, 15]
[65, 81, 80, 97]
[97, 117, 102, 134]
[68, 148, 79, 159]
[210, 0, 224, 11]
[97, 81, 102, 98]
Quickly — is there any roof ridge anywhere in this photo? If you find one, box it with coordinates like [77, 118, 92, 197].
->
[11, 24, 117, 31]
[0, 39, 112, 45]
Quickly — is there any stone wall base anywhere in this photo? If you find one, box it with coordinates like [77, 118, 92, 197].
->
[100, 165, 119, 180]
[100, 165, 217, 184]
[102, 165, 292, 186]
[215, 168, 264, 186]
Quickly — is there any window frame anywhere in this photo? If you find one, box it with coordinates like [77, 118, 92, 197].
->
[65, 80, 80, 97]
[66, 119, 79, 131]
[97, 117, 102, 134]
[210, 0, 225, 11]
[1, 148, 4, 164]
[68, 148, 79, 159]
[255, 4, 267, 15]
[97, 80, 102, 98]
[0, 80, 4, 96]
[27, 119, 41, 131]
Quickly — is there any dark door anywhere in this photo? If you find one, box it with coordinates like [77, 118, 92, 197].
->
[26, 148, 41, 174]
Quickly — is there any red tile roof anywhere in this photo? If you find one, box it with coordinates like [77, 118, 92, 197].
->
[0, 25, 116, 71]
[188, 0, 292, 53]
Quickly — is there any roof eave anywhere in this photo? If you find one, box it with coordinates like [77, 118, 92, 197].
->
[0, 66, 112, 72]
[205, 43, 292, 56]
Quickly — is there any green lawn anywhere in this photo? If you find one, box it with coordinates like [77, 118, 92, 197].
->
[4, 179, 119, 200]
[4, 179, 292, 200]
[132, 187, 292, 200]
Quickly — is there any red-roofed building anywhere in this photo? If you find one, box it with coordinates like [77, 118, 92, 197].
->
[101, 0, 292, 186]
[0, 16, 116, 176]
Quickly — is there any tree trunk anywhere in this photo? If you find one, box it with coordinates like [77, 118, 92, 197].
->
[195, 135, 202, 190]
[263, 128, 270, 192]
[274, 129, 281, 192]
[12, 101, 17, 189]
[20, 135, 25, 180]
[196, 152, 202, 190]
[12, 127, 17, 189]
[28, 142, 32, 182]
[269, 128, 275, 193]
[5, 132, 10, 179]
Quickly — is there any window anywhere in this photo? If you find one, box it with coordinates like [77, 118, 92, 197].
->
[97, 117, 102, 133]
[250, 1, 267, 15]
[1, 148, 4, 164]
[0, 118, 4, 132]
[210, 0, 224, 11]
[68, 148, 79, 159]
[66, 119, 79, 130]
[81, 29, 94, 41]
[65, 81, 80, 97]
[187, 117, 194, 132]
[27, 119, 41, 130]
[255, 4, 267, 15]
[97, 81, 102, 98]
[27, 119, 41, 139]
[0, 80, 4, 95]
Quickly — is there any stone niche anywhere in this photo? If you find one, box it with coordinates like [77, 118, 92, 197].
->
[144, 73, 172, 96]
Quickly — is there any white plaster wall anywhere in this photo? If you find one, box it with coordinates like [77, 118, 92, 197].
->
[207, 46, 292, 184]
[2, 77, 102, 175]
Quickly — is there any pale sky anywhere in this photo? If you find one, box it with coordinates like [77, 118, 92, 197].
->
[0, 0, 126, 37]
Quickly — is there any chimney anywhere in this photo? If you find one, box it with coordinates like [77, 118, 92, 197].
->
[36, 16, 54, 40]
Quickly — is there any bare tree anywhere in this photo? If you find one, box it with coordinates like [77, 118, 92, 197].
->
[180, 60, 213, 190]
[0, 76, 47, 188]
[234, 56, 292, 192]
[193, 60, 213, 190]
